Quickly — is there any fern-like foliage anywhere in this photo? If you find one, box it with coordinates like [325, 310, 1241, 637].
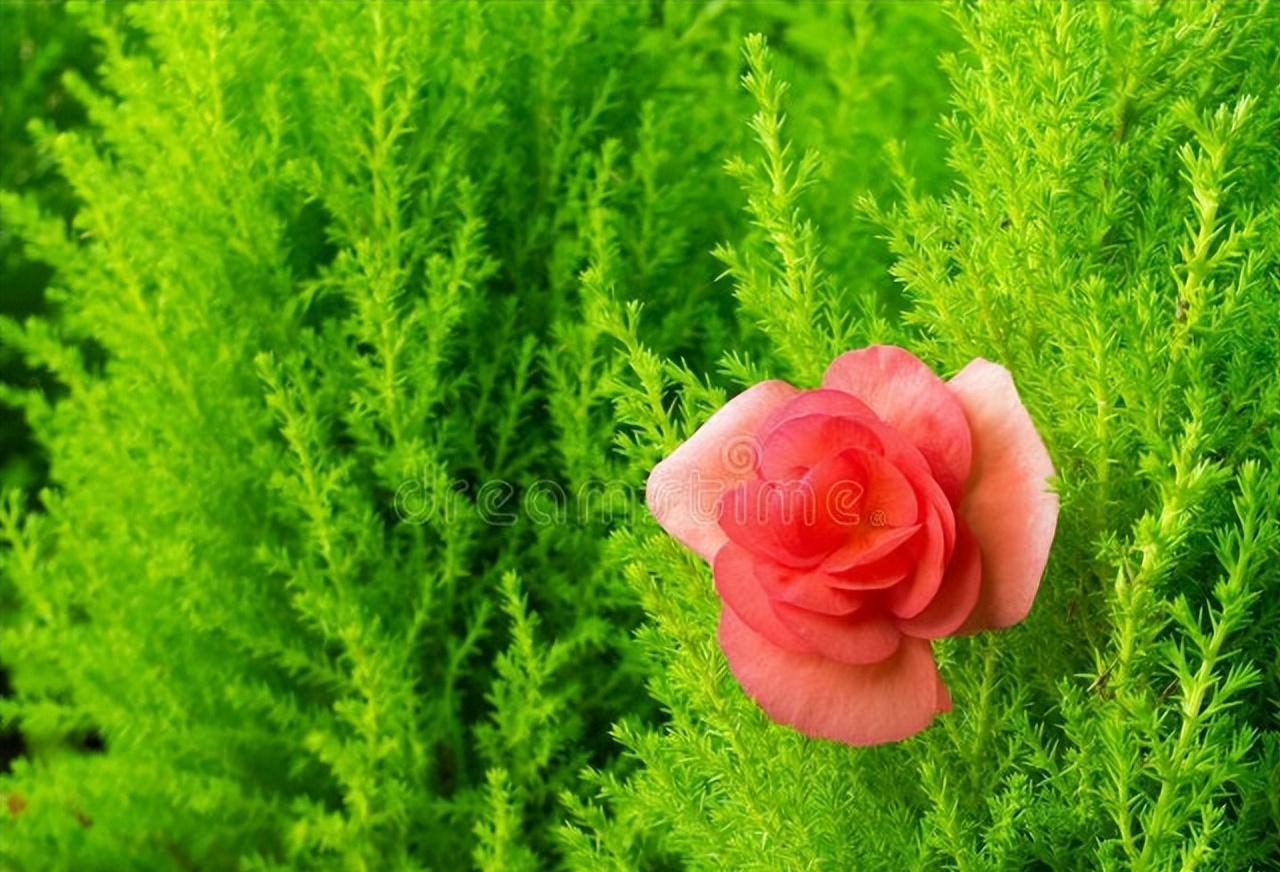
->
[0, 2, 960, 868]
[570, 4, 1280, 871]
[1, 1, 1275, 870]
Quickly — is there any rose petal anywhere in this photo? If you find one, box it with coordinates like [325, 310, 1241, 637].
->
[947, 360, 1058, 630]
[759, 389, 879, 441]
[713, 544, 813, 653]
[759, 413, 883, 480]
[647, 381, 799, 561]
[826, 547, 915, 589]
[833, 449, 919, 529]
[816, 451, 920, 568]
[753, 560, 865, 616]
[885, 507, 947, 618]
[888, 444, 955, 561]
[719, 609, 945, 746]
[773, 603, 902, 665]
[823, 345, 973, 503]
[790, 451, 876, 550]
[935, 674, 952, 712]
[897, 521, 982, 638]
[719, 480, 839, 569]
[822, 523, 920, 573]
[761, 409, 957, 563]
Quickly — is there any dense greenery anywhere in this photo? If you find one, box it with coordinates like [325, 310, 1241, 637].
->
[1, 2, 1276, 869]
[0, 0, 96, 495]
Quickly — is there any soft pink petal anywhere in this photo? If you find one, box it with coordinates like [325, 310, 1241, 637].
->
[948, 359, 1058, 630]
[898, 522, 982, 639]
[647, 380, 799, 561]
[713, 544, 813, 653]
[719, 609, 945, 746]
[773, 603, 902, 665]
[823, 345, 973, 503]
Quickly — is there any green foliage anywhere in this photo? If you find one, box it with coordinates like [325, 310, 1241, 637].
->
[0, 0, 97, 493]
[1, 1, 1276, 870]
[576, 3, 1280, 871]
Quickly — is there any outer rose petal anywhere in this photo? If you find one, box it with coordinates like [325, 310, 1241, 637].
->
[948, 359, 1058, 630]
[647, 380, 799, 561]
[773, 603, 902, 665]
[719, 608, 944, 745]
[823, 346, 973, 502]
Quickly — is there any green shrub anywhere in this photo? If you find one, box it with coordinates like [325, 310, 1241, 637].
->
[1, 2, 1275, 870]
[571, 3, 1280, 870]
[0, 0, 97, 493]
[0, 2, 955, 868]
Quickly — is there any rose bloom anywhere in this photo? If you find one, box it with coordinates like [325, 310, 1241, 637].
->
[647, 346, 1058, 745]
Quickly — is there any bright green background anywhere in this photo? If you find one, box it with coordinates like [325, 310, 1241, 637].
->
[1, 2, 1277, 870]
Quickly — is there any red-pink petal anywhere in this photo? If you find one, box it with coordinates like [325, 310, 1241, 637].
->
[826, 548, 913, 590]
[948, 359, 1058, 630]
[823, 345, 973, 503]
[759, 413, 883, 480]
[822, 523, 920, 572]
[759, 389, 879, 441]
[761, 408, 957, 562]
[773, 603, 902, 665]
[719, 609, 945, 746]
[935, 674, 952, 712]
[647, 380, 799, 561]
[898, 522, 982, 639]
[835, 448, 920, 529]
[885, 507, 947, 618]
[713, 544, 813, 653]
[753, 560, 865, 616]
[719, 480, 836, 569]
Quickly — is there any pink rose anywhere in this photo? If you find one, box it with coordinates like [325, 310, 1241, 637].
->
[646, 346, 1058, 745]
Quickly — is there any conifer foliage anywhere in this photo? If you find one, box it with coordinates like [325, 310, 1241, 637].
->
[1, 2, 1277, 870]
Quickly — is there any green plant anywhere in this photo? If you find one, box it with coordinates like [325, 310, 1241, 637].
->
[2, 2, 1276, 870]
[0, 2, 957, 868]
[566, 3, 1280, 870]
[0, 0, 97, 494]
